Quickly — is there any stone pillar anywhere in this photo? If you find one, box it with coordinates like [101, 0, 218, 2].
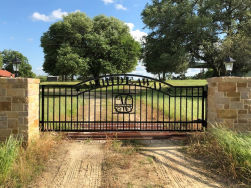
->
[207, 77, 251, 131]
[0, 78, 40, 142]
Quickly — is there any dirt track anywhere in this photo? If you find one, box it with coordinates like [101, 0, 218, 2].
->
[140, 140, 223, 188]
[32, 141, 104, 188]
[32, 140, 225, 188]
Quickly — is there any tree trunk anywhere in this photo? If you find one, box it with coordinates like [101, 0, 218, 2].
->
[93, 72, 100, 86]
[162, 72, 166, 81]
[158, 73, 161, 80]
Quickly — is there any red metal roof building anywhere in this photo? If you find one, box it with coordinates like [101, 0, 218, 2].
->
[0, 70, 15, 78]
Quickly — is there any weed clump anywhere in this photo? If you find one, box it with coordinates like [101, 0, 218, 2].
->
[0, 133, 62, 187]
[0, 135, 21, 184]
[186, 126, 251, 185]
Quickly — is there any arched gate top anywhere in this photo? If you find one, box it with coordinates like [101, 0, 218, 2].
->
[75, 74, 174, 88]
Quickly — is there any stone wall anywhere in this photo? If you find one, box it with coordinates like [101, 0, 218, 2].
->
[0, 78, 40, 142]
[207, 77, 251, 131]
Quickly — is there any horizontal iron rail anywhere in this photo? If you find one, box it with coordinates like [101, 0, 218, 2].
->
[40, 129, 204, 132]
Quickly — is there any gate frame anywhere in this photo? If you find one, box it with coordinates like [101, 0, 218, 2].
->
[40, 74, 207, 132]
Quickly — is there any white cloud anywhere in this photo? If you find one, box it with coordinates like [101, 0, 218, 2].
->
[115, 4, 127, 10]
[27, 38, 33, 42]
[125, 23, 147, 43]
[102, 0, 114, 4]
[32, 9, 68, 22]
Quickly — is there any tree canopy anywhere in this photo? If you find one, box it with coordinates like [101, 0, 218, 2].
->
[142, 0, 251, 77]
[1, 50, 36, 78]
[41, 12, 141, 80]
[0, 53, 2, 69]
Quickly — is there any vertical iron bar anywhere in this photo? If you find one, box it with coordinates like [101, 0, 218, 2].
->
[197, 87, 199, 130]
[53, 87, 55, 130]
[205, 86, 208, 129]
[123, 85, 125, 130]
[100, 87, 102, 130]
[59, 88, 61, 131]
[180, 88, 182, 130]
[117, 84, 119, 130]
[106, 87, 108, 130]
[146, 87, 147, 130]
[89, 90, 90, 130]
[202, 87, 205, 130]
[71, 87, 73, 130]
[192, 88, 194, 130]
[111, 82, 113, 130]
[134, 84, 136, 130]
[94, 88, 96, 130]
[151, 89, 153, 130]
[169, 92, 170, 130]
[140, 85, 142, 130]
[77, 91, 79, 130]
[157, 89, 159, 130]
[186, 88, 188, 131]
[47, 87, 49, 127]
[65, 88, 67, 131]
[84, 92, 85, 128]
[128, 85, 130, 129]
[163, 93, 164, 130]
[174, 87, 176, 130]
[41, 86, 45, 131]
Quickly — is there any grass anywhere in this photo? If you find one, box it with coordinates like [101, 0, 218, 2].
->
[166, 79, 207, 86]
[0, 135, 21, 184]
[40, 81, 80, 85]
[186, 125, 251, 185]
[0, 133, 62, 187]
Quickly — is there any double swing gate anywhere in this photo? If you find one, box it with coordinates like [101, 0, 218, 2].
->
[40, 74, 207, 132]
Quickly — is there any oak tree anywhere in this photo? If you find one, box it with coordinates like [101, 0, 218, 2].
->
[41, 12, 141, 80]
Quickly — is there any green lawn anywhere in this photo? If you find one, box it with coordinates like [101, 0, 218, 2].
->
[40, 81, 80, 85]
[166, 79, 207, 86]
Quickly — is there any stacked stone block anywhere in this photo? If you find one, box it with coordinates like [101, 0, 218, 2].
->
[207, 77, 251, 131]
[0, 78, 40, 142]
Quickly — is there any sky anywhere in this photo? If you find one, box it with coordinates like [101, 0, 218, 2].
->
[0, 0, 199, 77]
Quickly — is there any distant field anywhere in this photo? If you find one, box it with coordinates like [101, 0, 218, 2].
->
[40, 79, 208, 86]
[166, 80, 207, 86]
[40, 81, 80, 85]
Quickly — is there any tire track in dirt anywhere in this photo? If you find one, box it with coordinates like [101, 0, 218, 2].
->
[32, 141, 104, 188]
[140, 140, 224, 188]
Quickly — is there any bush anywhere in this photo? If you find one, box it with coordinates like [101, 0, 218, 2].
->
[36, 75, 47, 82]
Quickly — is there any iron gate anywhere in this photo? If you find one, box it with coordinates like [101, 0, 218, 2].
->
[40, 74, 207, 131]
